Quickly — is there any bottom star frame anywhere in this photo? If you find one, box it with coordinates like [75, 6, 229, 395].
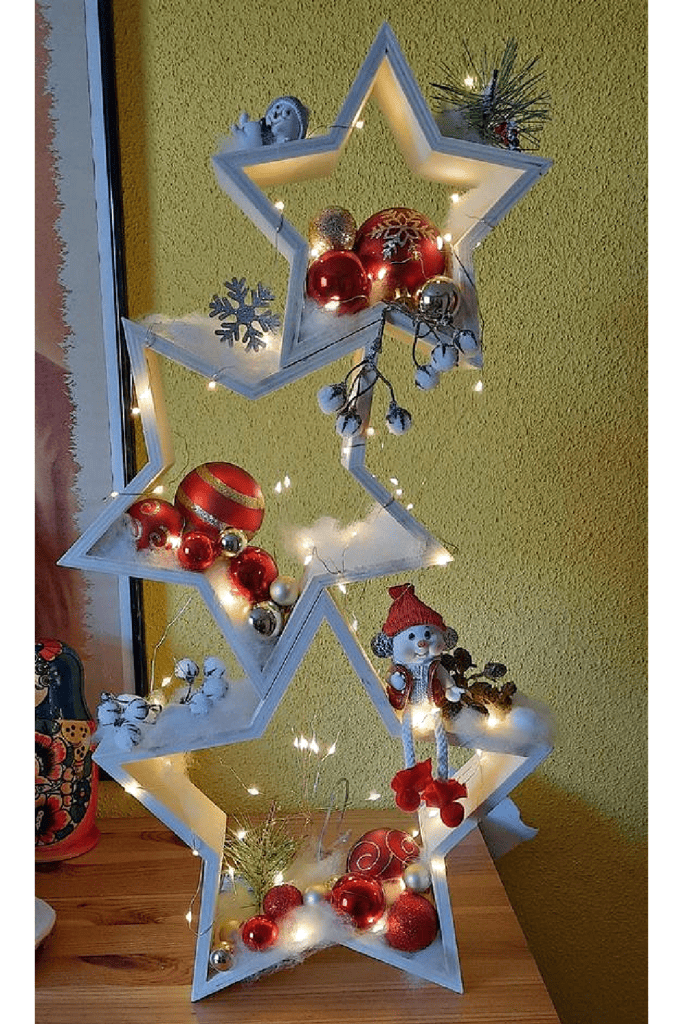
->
[94, 651, 553, 1000]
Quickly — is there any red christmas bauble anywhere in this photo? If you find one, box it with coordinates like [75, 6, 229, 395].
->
[346, 829, 420, 880]
[306, 250, 371, 315]
[228, 546, 279, 603]
[176, 530, 218, 572]
[175, 462, 265, 541]
[241, 914, 279, 951]
[353, 208, 446, 303]
[385, 892, 439, 952]
[126, 498, 184, 551]
[263, 884, 304, 921]
[330, 873, 385, 930]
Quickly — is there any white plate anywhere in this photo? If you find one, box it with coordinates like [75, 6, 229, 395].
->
[35, 897, 56, 948]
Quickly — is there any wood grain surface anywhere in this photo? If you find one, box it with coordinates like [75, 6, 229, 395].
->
[35, 813, 560, 1023]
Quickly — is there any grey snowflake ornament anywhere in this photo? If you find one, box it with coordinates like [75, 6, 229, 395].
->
[209, 277, 280, 352]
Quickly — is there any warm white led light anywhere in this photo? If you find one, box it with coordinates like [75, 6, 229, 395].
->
[368, 792, 381, 801]
[473, 379, 484, 392]
[131, 406, 141, 416]
[247, 786, 260, 795]
[152, 485, 164, 495]
[354, 119, 364, 129]
[274, 200, 285, 210]
[464, 76, 474, 88]
[324, 299, 340, 310]
[236, 830, 247, 840]
[450, 192, 460, 203]
[208, 380, 217, 391]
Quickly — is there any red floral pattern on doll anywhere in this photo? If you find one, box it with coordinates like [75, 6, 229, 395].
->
[35, 792, 70, 846]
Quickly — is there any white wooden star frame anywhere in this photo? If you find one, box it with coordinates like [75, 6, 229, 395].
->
[62, 19, 555, 1002]
[94, 687, 552, 998]
[126, 22, 550, 400]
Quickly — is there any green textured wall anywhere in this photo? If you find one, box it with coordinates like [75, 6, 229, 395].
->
[102, 2, 647, 1022]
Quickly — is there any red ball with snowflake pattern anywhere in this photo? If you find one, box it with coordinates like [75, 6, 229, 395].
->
[353, 207, 446, 303]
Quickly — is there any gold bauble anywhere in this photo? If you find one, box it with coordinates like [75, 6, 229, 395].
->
[217, 918, 241, 944]
[309, 207, 357, 257]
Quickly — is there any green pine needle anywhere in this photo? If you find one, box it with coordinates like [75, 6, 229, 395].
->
[431, 38, 551, 150]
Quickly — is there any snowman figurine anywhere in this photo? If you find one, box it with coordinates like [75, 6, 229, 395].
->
[229, 95, 309, 149]
[371, 583, 468, 827]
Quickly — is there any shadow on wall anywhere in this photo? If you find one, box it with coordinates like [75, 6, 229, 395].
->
[497, 776, 647, 1024]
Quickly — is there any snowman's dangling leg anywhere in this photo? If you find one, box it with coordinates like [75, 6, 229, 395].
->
[434, 713, 449, 780]
[402, 708, 417, 769]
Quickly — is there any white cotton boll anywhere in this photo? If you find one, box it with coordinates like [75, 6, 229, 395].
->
[113, 724, 140, 751]
[317, 383, 347, 414]
[202, 675, 228, 700]
[203, 656, 227, 679]
[287, 845, 346, 892]
[385, 402, 412, 435]
[414, 364, 441, 390]
[335, 410, 363, 436]
[430, 343, 458, 372]
[97, 696, 121, 726]
[457, 329, 478, 352]
[188, 691, 213, 716]
[175, 658, 199, 682]
[118, 695, 151, 721]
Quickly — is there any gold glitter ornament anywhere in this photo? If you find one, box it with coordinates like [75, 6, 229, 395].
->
[308, 207, 357, 257]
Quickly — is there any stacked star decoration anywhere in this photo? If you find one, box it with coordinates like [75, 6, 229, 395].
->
[60, 23, 553, 1000]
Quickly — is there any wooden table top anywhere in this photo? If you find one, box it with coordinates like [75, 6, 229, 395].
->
[35, 812, 560, 1024]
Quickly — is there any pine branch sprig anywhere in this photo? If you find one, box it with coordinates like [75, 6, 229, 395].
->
[222, 803, 300, 910]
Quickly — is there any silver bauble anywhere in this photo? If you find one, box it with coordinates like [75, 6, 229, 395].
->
[402, 862, 431, 893]
[303, 883, 329, 905]
[209, 941, 234, 971]
[248, 601, 284, 637]
[269, 575, 300, 607]
[417, 275, 460, 323]
[218, 528, 248, 558]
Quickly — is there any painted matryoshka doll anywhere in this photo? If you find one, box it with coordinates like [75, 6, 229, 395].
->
[35, 639, 100, 860]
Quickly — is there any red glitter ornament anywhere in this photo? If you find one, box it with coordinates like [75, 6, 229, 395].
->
[262, 884, 304, 921]
[346, 829, 420, 880]
[126, 498, 184, 551]
[385, 892, 438, 952]
[228, 546, 279, 603]
[353, 208, 446, 303]
[175, 462, 265, 541]
[176, 530, 218, 572]
[306, 250, 371, 315]
[330, 874, 385, 930]
[241, 914, 279, 951]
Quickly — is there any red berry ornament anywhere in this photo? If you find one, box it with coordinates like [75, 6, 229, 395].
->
[126, 499, 184, 551]
[228, 546, 279, 603]
[385, 893, 438, 952]
[241, 914, 279, 951]
[306, 250, 371, 315]
[175, 462, 265, 541]
[263, 884, 304, 921]
[347, 829, 420, 881]
[176, 530, 217, 572]
[353, 208, 446, 303]
[330, 874, 385, 930]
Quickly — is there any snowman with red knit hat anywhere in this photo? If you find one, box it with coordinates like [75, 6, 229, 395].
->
[371, 583, 468, 827]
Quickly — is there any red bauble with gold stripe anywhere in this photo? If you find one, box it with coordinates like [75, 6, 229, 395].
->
[175, 462, 265, 541]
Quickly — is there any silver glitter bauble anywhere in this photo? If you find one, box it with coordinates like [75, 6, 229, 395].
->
[417, 276, 460, 323]
[218, 528, 248, 558]
[309, 207, 357, 257]
[209, 941, 234, 971]
[248, 601, 284, 637]
[303, 883, 330, 905]
[402, 862, 431, 893]
[269, 575, 300, 607]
